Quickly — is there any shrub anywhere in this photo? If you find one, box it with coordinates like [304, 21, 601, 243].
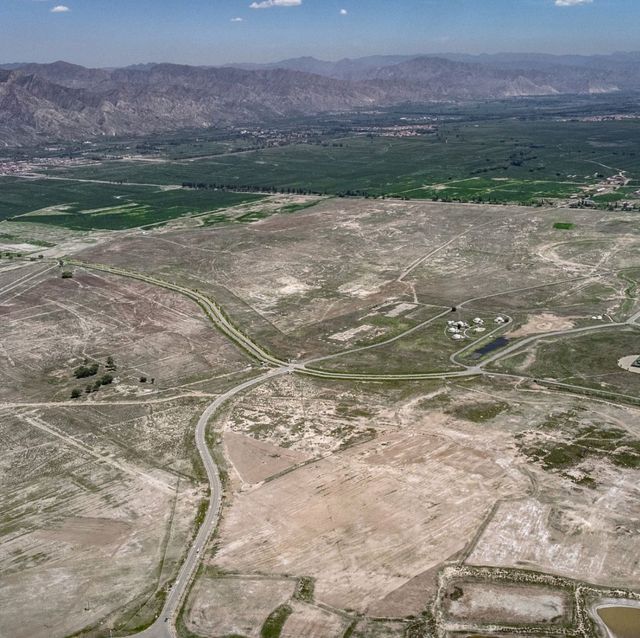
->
[70, 388, 82, 399]
[73, 363, 99, 379]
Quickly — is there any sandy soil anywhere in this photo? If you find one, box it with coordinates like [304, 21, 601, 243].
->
[467, 493, 640, 589]
[329, 324, 375, 342]
[508, 312, 577, 337]
[215, 420, 522, 614]
[0, 267, 251, 402]
[351, 619, 409, 637]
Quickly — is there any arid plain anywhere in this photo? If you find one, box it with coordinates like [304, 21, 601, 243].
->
[0, 196, 639, 638]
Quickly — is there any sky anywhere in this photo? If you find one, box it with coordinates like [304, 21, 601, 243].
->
[1, 0, 638, 67]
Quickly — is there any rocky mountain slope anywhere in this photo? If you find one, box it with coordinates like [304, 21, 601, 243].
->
[0, 55, 632, 146]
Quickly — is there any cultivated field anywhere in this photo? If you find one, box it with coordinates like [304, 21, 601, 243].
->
[43, 116, 640, 201]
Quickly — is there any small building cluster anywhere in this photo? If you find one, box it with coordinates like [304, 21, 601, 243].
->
[446, 316, 500, 341]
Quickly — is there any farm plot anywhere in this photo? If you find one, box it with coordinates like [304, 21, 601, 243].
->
[212, 377, 528, 616]
[442, 581, 571, 625]
[183, 574, 296, 638]
[44, 118, 640, 197]
[0, 260, 257, 637]
[0, 177, 263, 229]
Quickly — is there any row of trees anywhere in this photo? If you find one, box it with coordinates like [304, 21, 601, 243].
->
[181, 181, 326, 196]
[181, 181, 379, 198]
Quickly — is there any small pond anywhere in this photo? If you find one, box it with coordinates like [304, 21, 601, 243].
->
[470, 336, 510, 359]
[597, 605, 640, 638]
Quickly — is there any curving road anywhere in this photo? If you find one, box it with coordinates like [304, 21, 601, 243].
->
[132, 366, 293, 638]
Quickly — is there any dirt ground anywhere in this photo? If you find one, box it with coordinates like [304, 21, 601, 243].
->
[223, 431, 310, 484]
[0, 261, 253, 637]
[0, 264, 252, 402]
[184, 575, 296, 637]
[280, 601, 349, 638]
[214, 380, 527, 615]
[71, 199, 640, 372]
[466, 491, 640, 589]
[210, 375, 640, 630]
[442, 581, 570, 625]
[2, 196, 639, 636]
[0, 406, 202, 638]
[508, 312, 577, 337]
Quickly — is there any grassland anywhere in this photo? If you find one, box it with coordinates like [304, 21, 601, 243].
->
[491, 327, 640, 398]
[0, 177, 264, 229]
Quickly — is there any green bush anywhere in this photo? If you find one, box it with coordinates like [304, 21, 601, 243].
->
[260, 605, 292, 638]
[73, 363, 99, 379]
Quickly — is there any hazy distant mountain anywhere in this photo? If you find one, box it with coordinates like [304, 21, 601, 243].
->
[0, 53, 637, 146]
[228, 51, 640, 85]
[364, 56, 619, 98]
[0, 63, 31, 71]
[228, 55, 416, 80]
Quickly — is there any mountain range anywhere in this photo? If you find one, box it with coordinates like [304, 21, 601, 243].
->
[1, 52, 638, 147]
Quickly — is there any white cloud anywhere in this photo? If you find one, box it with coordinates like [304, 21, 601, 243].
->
[50, 4, 70, 12]
[555, 0, 593, 6]
[250, 0, 302, 9]
[231, 17, 244, 22]
[340, 8, 348, 15]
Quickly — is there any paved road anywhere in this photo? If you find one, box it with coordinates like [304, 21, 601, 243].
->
[132, 366, 292, 638]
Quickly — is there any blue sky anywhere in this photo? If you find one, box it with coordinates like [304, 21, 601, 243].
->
[1, 0, 638, 67]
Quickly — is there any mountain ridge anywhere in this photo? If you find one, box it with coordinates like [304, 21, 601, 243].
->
[0, 53, 637, 147]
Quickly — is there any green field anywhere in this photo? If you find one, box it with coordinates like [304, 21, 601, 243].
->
[43, 118, 640, 203]
[401, 177, 582, 204]
[0, 178, 264, 229]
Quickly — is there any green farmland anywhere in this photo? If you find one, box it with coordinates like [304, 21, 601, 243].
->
[43, 118, 640, 203]
[0, 178, 264, 230]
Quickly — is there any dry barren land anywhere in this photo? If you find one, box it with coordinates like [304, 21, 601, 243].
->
[0, 196, 638, 638]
